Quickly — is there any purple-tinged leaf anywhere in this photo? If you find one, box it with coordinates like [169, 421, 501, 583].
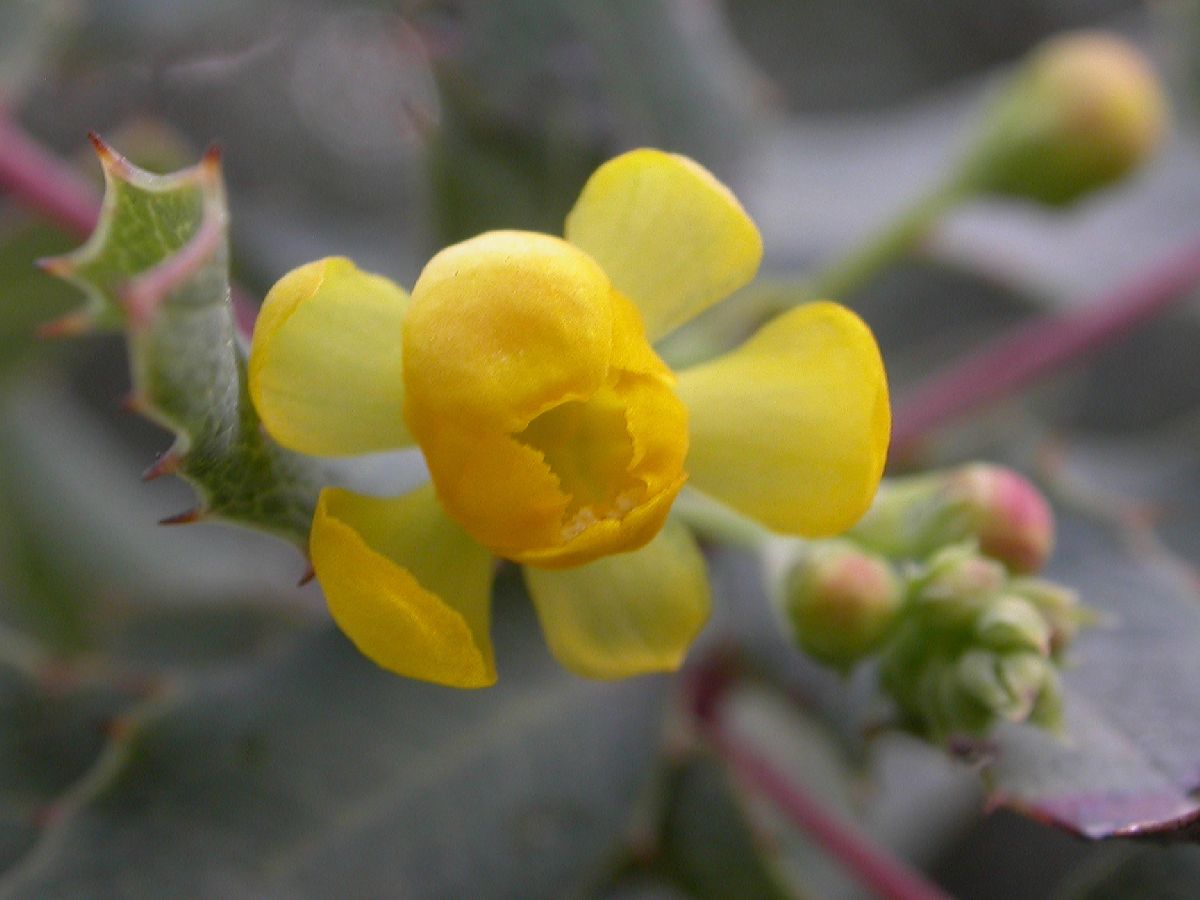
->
[981, 512, 1200, 839]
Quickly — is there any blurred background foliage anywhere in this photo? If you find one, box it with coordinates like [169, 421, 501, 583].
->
[2, 0, 1200, 897]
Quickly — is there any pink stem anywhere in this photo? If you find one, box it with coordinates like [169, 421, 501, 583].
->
[0, 110, 100, 236]
[0, 110, 258, 336]
[892, 237, 1200, 458]
[690, 662, 952, 900]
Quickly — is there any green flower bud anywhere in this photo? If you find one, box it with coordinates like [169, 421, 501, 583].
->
[1009, 576, 1092, 655]
[913, 655, 993, 739]
[956, 648, 1014, 713]
[1029, 665, 1065, 734]
[996, 651, 1053, 722]
[911, 543, 1007, 626]
[780, 541, 903, 671]
[963, 31, 1167, 206]
[952, 649, 1052, 730]
[974, 595, 1051, 655]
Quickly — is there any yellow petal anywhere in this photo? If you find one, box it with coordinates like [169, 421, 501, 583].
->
[403, 230, 613, 434]
[523, 519, 710, 678]
[513, 471, 685, 569]
[249, 257, 413, 456]
[677, 301, 891, 536]
[609, 290, 674, 380]
[419, 423, 571, 556]
[565, 149, 762, 342]
[311, 485, 496, 687]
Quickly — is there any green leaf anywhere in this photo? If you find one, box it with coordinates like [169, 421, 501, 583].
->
[42, 139, 327, 550]
[0, 369, 311, 652]
[0, 223, 77, 377]
[0, 581, 669, 897]
[425, 0, 764, 244]
[1059, 846, 1200, 899]
[658, 754, 799, 900]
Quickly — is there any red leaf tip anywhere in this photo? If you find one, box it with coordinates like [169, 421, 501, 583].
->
[119, 392, 147, 415]
[87, 131, 133, 177]
[36, 312, 92, 340]
[298, 562, 317, 587]
[36, 255, 75, 277]
[142, 451, 184, 482]
[159, 508, 205, 526]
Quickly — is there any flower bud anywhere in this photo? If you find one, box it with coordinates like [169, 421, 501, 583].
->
[944, 465, 1054, 573]
[963, 31, 1167, 206]
[1029, 665, 1065, 734]
[996, 650, 1054, 721]
[974, 595, 1051, 655]
[781, 542, 903, 670]
[909, 655, 994, 739]
[1009, 576, 1091, 654]
[955, 648, 1014, 714]
[849, 464, 1054, 572]
[911, 543, 1008, 626]
[952, 649, 1052, 730]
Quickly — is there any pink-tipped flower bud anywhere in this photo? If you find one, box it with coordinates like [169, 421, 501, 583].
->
[964, 31, 1167, 206]
[849, 465, 1055, 571]
[782, 542, 903, 671]
[945, 465, 1054, 573]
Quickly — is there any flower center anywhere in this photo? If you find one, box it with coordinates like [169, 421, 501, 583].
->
[517, 385, 643, 539]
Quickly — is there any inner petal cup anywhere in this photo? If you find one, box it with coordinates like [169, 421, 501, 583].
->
[516, 386, 641, 539]
[403, 230, 690, 568]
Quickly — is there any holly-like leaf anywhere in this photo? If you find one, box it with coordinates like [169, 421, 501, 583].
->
[41, 138, 326, 550]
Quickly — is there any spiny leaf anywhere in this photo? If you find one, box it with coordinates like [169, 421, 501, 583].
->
[41, 137, 327, 551]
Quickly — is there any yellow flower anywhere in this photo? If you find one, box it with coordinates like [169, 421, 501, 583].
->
[248, 149, 890, 687]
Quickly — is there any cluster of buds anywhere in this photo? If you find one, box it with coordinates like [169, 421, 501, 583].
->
[769, 464, 1092, 742]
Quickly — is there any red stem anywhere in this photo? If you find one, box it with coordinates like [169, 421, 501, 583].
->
[0, 110, 100, 236]
[892, 236, 1200, 459]
[0, 111, 258, 336]
[690, 662, 952, 900]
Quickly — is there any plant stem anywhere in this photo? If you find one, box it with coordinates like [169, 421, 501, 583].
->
[804, 178, 973, 306]
[672, 489, 772, 550]
[0, 109, 100, 237]
[891, 235, 1200, 459]
[660, 176, 971, 369]
[689, 659, 953, 900]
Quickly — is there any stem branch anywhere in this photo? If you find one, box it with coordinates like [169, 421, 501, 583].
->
[805, 179, 972, 305]
[892, 235, 1200, 458]
[689, 660, 953, 900]
[0, 110, 100, 237]
[672, 489, 772, 550]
